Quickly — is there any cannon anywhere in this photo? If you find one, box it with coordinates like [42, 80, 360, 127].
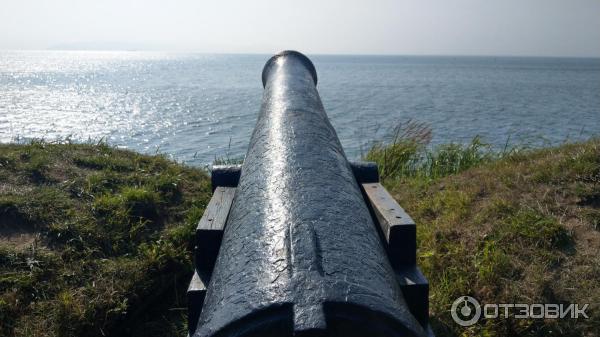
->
[188, 51, 433, 337]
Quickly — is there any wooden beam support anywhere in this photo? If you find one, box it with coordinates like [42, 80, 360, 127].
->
[189, 186, 236, 336]
[210, 165, 242, 192]
[195, 186, 236, 272]
[187, 270, 210, 336]
[361, 182, 417, 268]
[192, 175, 432, 335]
[210, 161, 379, 192]
[396, 265, 429, 328]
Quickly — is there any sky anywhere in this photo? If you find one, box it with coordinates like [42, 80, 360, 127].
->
[1, 0, 599, 57]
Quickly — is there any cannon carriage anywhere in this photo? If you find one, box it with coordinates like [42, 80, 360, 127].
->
[187, 51, 433, 337]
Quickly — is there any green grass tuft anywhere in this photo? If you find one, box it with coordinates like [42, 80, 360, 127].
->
[365, 135, 501, 180]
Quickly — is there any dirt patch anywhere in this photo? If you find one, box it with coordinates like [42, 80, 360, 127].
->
[0, 232, 38, 250]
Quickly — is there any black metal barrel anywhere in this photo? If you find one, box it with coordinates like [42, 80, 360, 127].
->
[194, 51, 425, 337]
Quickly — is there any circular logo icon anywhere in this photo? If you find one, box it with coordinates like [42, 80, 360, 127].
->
[451, 296, 481, 326]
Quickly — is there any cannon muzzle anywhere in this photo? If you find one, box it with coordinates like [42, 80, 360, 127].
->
[190, 51, 431, 337]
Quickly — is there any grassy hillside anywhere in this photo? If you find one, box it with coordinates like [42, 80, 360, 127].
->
[1, 138, 598, 337]
[367, 137, 599, 336]
[0, 142, 211, 337]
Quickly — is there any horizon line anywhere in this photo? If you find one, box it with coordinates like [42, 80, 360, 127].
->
[2, 48, 600, 59]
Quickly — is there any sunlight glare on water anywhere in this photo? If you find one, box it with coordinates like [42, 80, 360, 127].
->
[1, 51, 599, 166]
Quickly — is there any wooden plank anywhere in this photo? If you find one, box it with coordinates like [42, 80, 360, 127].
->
[187, 270, 210, 335]
[195, 186, 236, 271]
[362, 182, 416, 267]
[210, 165, 242, 192]
[209, 162, 379, 191]
[396, 265, 429, 328]
[349, 161, 379, 183]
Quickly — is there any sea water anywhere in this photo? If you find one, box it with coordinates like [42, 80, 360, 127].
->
[1, 51, 599, 166]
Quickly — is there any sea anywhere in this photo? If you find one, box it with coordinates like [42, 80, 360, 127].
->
[1, 51, 599, 166]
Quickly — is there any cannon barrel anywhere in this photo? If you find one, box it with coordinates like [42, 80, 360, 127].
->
[193, 51, 427, 337]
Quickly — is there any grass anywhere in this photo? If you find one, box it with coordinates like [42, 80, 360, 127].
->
[365, 134, 600, 336]
[210, 138, 244, 166]
[364, 121, 510, 180]
[1, 134, 598, 337]
[0, 141, 211, 337]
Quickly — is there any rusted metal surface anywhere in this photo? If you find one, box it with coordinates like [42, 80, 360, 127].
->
[192, 51, 426, 337]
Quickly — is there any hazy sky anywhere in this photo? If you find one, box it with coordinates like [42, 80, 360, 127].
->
[1, 0, 599, 57]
